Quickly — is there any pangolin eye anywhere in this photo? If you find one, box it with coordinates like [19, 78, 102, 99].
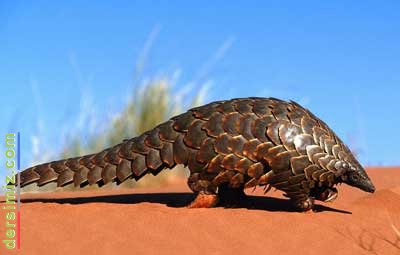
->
[350, 174, 360, 182]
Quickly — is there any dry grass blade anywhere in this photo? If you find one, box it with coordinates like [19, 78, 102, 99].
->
[55, 77, 205, 189]
[392, 224, 400, 238]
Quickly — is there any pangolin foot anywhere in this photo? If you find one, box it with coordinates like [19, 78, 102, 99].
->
[187, 192, 219, 208]
[295, 197, 315, 212]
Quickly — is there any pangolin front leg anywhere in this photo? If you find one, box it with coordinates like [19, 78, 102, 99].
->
[294, 196, 315, 212]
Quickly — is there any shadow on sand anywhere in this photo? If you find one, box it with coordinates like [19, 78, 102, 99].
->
[19, 192, 351, 214]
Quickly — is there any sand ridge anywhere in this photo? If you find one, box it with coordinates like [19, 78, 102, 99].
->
[0, 168, 399, 255]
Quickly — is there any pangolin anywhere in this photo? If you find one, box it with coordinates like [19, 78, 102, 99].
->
[17, 97, 375, 211]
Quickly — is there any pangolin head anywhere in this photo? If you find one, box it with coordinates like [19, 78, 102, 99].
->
[311, 145, 375, 203]
[340, 152, 375, 193]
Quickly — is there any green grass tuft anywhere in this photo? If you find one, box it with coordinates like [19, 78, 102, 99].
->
[57, 76, 204, 189]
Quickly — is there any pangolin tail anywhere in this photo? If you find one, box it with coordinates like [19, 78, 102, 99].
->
[17, 118, 186, 189]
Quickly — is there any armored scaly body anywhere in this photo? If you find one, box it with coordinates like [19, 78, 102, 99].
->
[18, 97, 375, 211]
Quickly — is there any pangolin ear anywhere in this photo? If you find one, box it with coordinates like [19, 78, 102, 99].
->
[340, 174, 347, 182]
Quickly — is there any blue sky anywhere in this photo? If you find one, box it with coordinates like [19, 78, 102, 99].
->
[0, 0, 399, 181]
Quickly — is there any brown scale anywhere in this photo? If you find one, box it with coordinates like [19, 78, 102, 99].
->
[242, 139, 261, 162]
[116, 159, 132, 182]
[157, 121, 179, 142]
[74, 166, 90, 186]
[271, 102, 290, 121]
[36, 164, 58, 186]
[196, 138, 216, 163]
[301, 116, 317, 135]
[173, 135, 189, 165]
[229, 135, 247, 157]
[222, 112, 241, 136]
[102, 163, 117, 184]
[191, 101, 221, 120]
[202, 112, 225, 137]
[144, 129, 163, 149]
[130, 135, 150, 155]
[87, 165, 103, 185]
[294, 134, 314, 155]
[279, 122, 302, 151]
[256, 142, 275, 160]
[216, 100, 236, 114]
[184, 119, 207, 149]
[131, 154, 147, 177]
[252, 100, 273, 117]
[104, 145, 122, 165]
[287, 106, 305, 126]
[221, 154, 241, 171]
[58, 167, 75, 186]
[146, 149, 163, 171]
[290, 155, 311, 175]
[187, 148, 208, 173]
[50, 160, 69, 173]
[233, 99, 253, 114]
[207, 154, 225, 173]
[15, 97, 375, 212]
[160, 142, 175, 168]
[266, 120, 285, 145]
[214, 134, 231, 155]
[252, 116, 274, 142]
[235, 158, 253, 173]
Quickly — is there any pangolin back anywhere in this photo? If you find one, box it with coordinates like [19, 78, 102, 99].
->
[18, 97, 375, 211]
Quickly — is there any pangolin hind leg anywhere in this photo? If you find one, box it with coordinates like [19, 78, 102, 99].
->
[186, 186, 249, 209]
[186, 172, 219, 208]
[186, 173, 249, 208]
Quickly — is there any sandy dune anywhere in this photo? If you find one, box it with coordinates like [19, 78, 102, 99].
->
[1, 167, 399, 255]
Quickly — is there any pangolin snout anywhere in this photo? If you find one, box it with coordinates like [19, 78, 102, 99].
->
[344, 168, 376, 194]
[364, 180, 376, 193]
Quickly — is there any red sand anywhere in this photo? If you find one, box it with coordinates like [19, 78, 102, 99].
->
[1, 167, 399, 255]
